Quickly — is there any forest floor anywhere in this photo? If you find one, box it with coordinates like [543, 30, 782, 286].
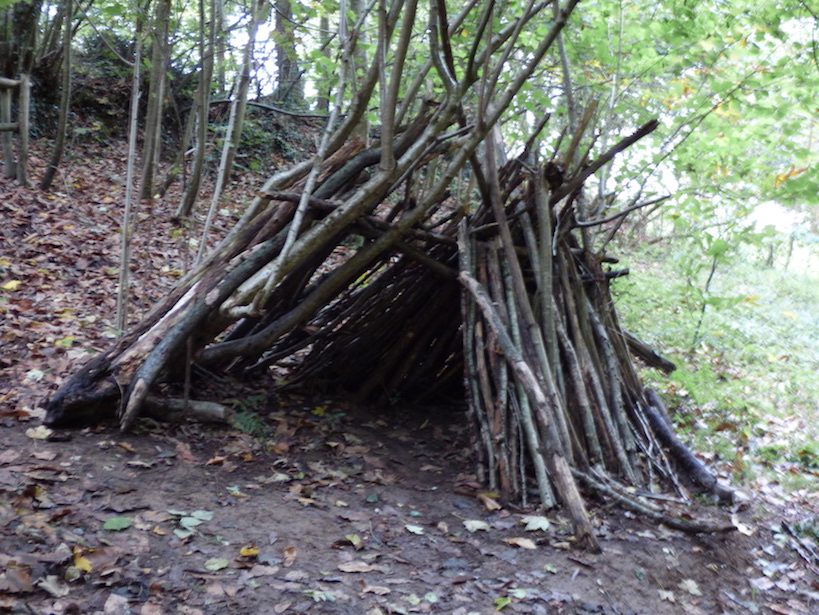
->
[2, 135, 819, 614]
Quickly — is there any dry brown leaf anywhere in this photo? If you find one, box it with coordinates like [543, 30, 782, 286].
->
[338, 560, 376, 573]
[360, 579, 391, 595]
[117, 442, 137, 453]
[31, 450, 57, 461]
[477, 493, 502, 511]
[174, 440, 198, 464]
[282, 546, 297, 567]
[503, 537, 537, 549]
[0, 567, 34, 593]
[139, 600, 166, 615]
[0, 450, 21, 464]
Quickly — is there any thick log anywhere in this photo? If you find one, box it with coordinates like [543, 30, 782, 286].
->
[643, 388, 734, 504]
[624, 331, 677, 373]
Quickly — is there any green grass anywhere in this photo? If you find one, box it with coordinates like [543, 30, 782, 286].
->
[613, 242, 819, 492]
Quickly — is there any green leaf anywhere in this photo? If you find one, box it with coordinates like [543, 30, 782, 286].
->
[103, 516, 133, 531]
[495, 596, 512, 609]
[204, 558, 230, 571]
[706, 239, 731, 258]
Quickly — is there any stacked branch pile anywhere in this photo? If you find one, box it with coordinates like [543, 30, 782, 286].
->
[45, 0, 734, 547]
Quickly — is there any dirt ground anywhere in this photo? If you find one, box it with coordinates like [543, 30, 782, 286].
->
[2, 141, 819, 615]
[0, 400, 818, 615]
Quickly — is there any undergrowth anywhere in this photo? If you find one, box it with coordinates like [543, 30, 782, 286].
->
[613, 242, 819, 493]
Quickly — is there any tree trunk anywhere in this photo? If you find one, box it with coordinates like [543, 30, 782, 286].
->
[0, 0, 42, 76]
[139, 0, 172, 201]
[176, 0, 216, 218]
[39, 0, 73, 191]
[115, 14, 144, 332]
[272, 0, 302, 106]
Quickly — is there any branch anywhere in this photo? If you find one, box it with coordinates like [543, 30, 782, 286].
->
[575, 195, 670, 228]
[551, 118, 660, 204]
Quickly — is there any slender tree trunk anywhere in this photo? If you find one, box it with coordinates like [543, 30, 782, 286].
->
[315, 15, 331, 112]
[196, 0, 265, 262]
[115, 19, 144, 332]
[213, 0, 226, 95]
[215, 0, 263, 194]
[40, 0, 73, 190]
[348, 0, 368, 142]
[139, 0, 172, 201]
[16, 74, 29, 186]
[176, 0, 216, 218]
[272, 0, 302, 106]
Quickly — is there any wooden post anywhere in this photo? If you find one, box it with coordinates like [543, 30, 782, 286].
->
[0, 77, 19, 178]
[17, 74, 30, 187]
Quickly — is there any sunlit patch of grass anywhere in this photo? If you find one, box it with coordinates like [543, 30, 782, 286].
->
[613, 244, 819, 491]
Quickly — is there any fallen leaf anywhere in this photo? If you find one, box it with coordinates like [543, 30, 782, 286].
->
[126, 460, 156, 469]
[360, 579, 391, 595]
[25, 425, 53, 440]
[0, 566, 34, 593]
[204, 558, 229, 571]
[103, 517, 134, 531]
[283, 546, 297, 567]
[751, 576, 775, 591]
[338, 561, 375, 573]
[463, 519, 490, 533]
[503, 537, 537, 549]
[0, 450, 21, 463]
[477, 493, 501, 511]
[104, 592, 130, 614]
[139, 600, 165, 615]
[678, 579, 702, 596]
[405, 524, 425, 535]
[25, 369, 45, 382]
[37, 575, 70, 598]
[731, 514, 755, 536]
[247, 564, 279, 577]
[240, 545, 260, 558]
[73, 552, 93, 572]
[521, 515, 552, 532]
[658, 589, 676, 602]
[345, 534, 364, 550]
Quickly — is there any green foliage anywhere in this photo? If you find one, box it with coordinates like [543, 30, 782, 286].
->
[615, 242, 819, 489]
[231, 410, 268, 437]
